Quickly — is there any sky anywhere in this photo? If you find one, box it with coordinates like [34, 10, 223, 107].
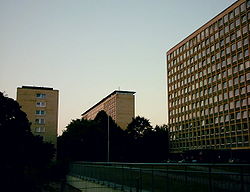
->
[0, 0, 237, 135]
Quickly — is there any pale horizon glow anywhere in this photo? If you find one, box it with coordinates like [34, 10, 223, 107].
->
[0, 0, 237, 135]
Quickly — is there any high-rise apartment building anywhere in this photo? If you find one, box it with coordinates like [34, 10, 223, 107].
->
[82, 90, 135, 130]
[167, 0, 249, 152]
[17, 86, 59, 148]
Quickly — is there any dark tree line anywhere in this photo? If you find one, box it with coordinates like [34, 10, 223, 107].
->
[0, 92, 55, 192]
[58, 111, 169, 162]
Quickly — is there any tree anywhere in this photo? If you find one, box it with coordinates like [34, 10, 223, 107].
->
[0, 92, 55, 192]
[126, 116, 152, 139]
[58, 110, 126, 162]
[126, 117, 169, 162]
[142, 124, 169, 162]
[58, 118, 106, 161]
[125, 116, 152, 161]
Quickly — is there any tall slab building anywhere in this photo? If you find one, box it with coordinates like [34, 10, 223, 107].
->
[17, 86, 59, 148]
[82, 90, 135, 130]
[166, 0, 250, 152]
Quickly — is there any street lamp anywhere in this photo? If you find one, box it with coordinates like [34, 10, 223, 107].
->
[107, 114, 110, 162]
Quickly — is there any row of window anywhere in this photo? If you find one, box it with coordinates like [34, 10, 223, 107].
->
[169, 72, 250, 103]
[171, 139, 249, 149]
[172, 128, 248, 138]
[168, 42, 249, 86]
[169, 84, 250, 111]
[168, 33, 249, 78]
[172, 131, 249, 140]
[171, 121, 249, 131]
[167, 1, 249, 62]
[171, 96, 250, 116]
[171, 83, 249, 105]
[172, 134, 249, 141]
[168, 21, 249, 71]
[170, 108, 250, 124]
[169, 57, 249, 96]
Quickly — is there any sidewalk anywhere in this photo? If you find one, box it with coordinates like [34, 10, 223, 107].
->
[66, 175, 123, 192]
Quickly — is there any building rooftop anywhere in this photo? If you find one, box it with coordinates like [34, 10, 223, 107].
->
[19, 86, 54, 90]
[82, 90, 136, 116]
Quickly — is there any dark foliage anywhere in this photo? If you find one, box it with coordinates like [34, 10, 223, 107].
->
[126, 117, 169, 162]
[0, 92, 55, 192]
[58, 110, 128, 162]
[58, 112, 169, 163]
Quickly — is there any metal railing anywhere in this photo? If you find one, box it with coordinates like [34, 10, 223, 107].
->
[68, 162, 250, 192]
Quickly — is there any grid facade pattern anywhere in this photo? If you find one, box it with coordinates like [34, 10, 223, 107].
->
[82, 91, 135, 130]
[167, 0, 250, 152]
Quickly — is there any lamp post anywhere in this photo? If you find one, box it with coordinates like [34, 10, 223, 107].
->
[107, 114, 110, 162]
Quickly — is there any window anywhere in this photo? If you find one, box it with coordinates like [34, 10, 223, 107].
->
[215, 117, 218, 124]
[222, 71, 227, 78]
[235, 100, 240, 108]
[220, 116, 224, 123]
[229, 90, 234, 98]
[247, 73, 250, 81]
[230, 101, 234, 109]
[237, 41, 242, 49]
[211, 55, 215, 62]
[234, 77, 239, 85]
[224, 92, 228, 100]
[224, 103, 229, 111]
[231, 33, 236, 41]
[232, 55, 237, 63]
[230, 22, 234, 30]
[243, 38, 249, 46]
[229, 11, 234, 20]
[247, 85, 250, 93]
[243, 26, 248, 35]
[35, 118, 45, 124]
[240, 75, 245, 83]
[219, 104, 223, 112]
[232, 43, 236, 51]
[36, 102, 46, 107]
[213, 85, 217, 92]
[238, 52, 243, 60]
[242, 111, 248, 119]
[242, 99, 247, 106]
[235, 89, 239, 96]
[227, 58, 232, 65]
[223, 82, 227, 89]
[36, 93, 46, 98]
[36, 110, 46, 115]
[237, 29, 241, 38]
[241, 87, 246, 94]
[233, 66, 238, 74]
[236, 18, 240, 27]
[236, 112, 241, 120]
[239, 63, 244, 71]
[245, 61, 250, 69]
[214, 96, 218, 102]
[244, 49, 249, 57]
[242, 15, 247, 23]
[35, 127, 45, 133]
[229, 79, 233, 87]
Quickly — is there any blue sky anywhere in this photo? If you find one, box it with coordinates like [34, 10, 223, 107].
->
[0, 0, 236, 135]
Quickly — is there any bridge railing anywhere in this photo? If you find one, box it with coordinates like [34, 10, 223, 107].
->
[69, 162, 250, 192]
